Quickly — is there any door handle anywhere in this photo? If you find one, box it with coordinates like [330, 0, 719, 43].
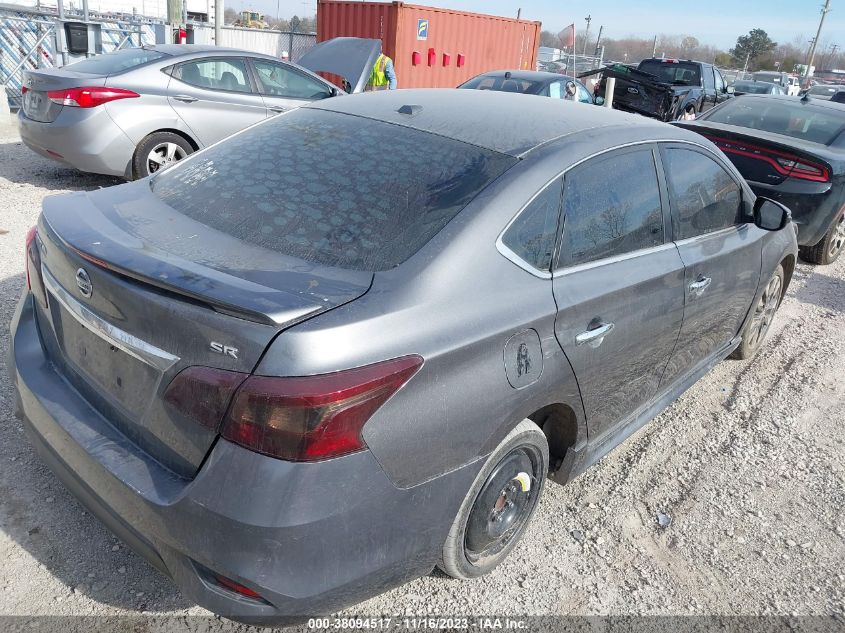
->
[689, 276, 712, 296]
[575, 322, 615, 347]
[172, 95, 198, 103]
[268, 106, 287, 113]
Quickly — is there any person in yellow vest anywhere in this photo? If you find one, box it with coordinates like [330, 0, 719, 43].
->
[366, 53, 397, 91]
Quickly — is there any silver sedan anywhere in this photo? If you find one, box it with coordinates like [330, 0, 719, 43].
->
[17, 40, 379, 179]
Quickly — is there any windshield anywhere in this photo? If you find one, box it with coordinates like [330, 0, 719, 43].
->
[151, 109, 516, 271]
[66, 47, 167, 75]
[704, 98, 845, 145]
[733, 82, 774, 94]
[638, 60, 701, 86]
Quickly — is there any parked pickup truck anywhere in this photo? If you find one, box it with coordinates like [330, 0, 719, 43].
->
[583, 58, 732, 121]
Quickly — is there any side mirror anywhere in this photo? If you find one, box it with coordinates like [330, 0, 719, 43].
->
[726, 85, 735, 94]
[753, 196, 790, 231]
[594, 96, 605, 105]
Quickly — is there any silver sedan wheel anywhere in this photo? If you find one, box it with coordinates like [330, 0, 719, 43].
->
[748, 272, 782, 349]
[146, 142, 187, 175]
[828, 213, 845, 260]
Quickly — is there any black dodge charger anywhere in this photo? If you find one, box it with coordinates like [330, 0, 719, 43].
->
[676, 94, 845, 264]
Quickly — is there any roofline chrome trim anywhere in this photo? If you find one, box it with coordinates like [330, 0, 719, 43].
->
[496, 138, 734, 276]
[42, 266, 180, 373]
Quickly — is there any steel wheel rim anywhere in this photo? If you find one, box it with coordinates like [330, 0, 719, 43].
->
[828, 214, 845, 259]
[146, 142, 186, 175]
[464, 445, 542, 567]
[748, 273, 782, 349]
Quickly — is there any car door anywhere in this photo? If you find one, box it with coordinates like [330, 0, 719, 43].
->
[167, 56, 266, 147]
[713, 67, 731, 105]
[551, 145, 686, 441]
[248, 58, 335, 116]
[701, 65, 717, 111]
[658, 143, 763, 388]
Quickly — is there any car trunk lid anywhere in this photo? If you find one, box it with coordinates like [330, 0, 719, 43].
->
[297, 37, 381, 93]
[21, 68, 106, 123]
[34, 182, 373, 478]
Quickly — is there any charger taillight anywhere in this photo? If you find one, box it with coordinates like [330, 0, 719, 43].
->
[705, 134, 831, 182]
[48, 87, 139, 108]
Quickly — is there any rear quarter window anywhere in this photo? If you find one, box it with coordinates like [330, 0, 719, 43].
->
[151, 109, 516, 271]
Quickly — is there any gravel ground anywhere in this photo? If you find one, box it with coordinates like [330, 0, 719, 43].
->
[0, 116, 843, 630]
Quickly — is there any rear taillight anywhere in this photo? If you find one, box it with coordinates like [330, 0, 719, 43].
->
[21, 86, 28, 95]
[163, 367, 248, 430]
[25, 226, 37, 290]
[705, 134, 830, 182]
[221, 355, 423, 461]
[47, 86, 139, 108]
[212, 574, 266, 601]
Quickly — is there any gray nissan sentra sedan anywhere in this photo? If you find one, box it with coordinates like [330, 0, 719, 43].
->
[9, 89, 796, 622]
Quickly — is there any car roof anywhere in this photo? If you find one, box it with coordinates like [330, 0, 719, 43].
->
[145, 44, 266, 58]
[474, 70, 573, 82]
[308, 88, 684, 157]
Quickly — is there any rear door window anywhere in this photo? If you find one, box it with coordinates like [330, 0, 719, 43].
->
[151, 108, 516, 271]
[661, 147, 743, 239]
[501, 179, 562, 271]
[558, 147, 665, 267]
[173, 58, 252, 93]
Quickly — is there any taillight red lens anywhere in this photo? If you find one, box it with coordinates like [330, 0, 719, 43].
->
[21, 86, 28, 95]
[705, 134, 830, 182]
[47, 86, 139, 108]
[25, 226, 37, 290]
[221, 355, 423, 461]
[163, 367, 248, 430]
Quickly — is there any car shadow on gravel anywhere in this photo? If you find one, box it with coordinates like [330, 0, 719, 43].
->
[0, 272, 189, 612]
[0, 140, 123, 192]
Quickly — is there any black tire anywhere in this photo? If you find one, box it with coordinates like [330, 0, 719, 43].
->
[438, 419, 549, 580]
[132, 131, 194, 180]
[798, 209, 845, 265]
[731, 264, 785, 360]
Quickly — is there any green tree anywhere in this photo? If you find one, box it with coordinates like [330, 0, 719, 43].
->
[730, 28, 777, 70]
[289, 15, 302, 32]
[714, 52, 733, 67]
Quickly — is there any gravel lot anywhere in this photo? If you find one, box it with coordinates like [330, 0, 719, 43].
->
[0, 115, 843, 630]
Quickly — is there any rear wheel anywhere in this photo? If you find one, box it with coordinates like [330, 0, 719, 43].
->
[731, 264, 784, 360]
[799, 210, 845, 265]
[132, 132, 193, 180]
[438, 419, 548, 579]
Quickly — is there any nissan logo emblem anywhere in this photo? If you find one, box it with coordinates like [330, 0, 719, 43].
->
[75, 268, 93, 298]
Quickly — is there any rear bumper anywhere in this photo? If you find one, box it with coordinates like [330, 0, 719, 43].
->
[17, 108, 135, 178]
[748, 178, 843, 247]
[8, 292, 477, 623]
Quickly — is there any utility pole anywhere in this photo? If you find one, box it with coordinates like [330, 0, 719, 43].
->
[651, 35, 658, 58]
[582, 14, 591, 58]
[593, 25, 603, 57]
[214, 0, 222, 45]
[804, 0, 831, 87]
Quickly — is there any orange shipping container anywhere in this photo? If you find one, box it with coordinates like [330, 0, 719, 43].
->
[317, 0, 541, 89]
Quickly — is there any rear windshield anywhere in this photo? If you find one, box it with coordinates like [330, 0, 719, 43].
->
[704, 98, 845, 145]
[733, 82, 774, 94]
[638, 60, 701, 86]
[66, 47, 167, 75]
[151, 109, 516, 271]
[808, 85, 844, 97]
[459, 75, 543, 95]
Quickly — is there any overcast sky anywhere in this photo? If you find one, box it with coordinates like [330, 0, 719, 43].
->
[244, 0, 844, 50]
